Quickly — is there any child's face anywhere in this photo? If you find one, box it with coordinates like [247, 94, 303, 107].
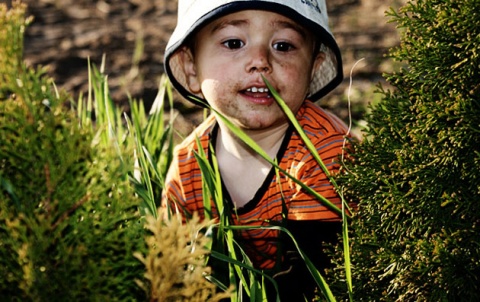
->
[182, 10, 325, 130]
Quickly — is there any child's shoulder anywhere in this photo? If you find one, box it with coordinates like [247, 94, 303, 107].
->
[175, 114, 216, 152]
[298, 100, 348, 135]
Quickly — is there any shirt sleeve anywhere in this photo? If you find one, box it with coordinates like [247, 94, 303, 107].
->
[161, 127, 214, 221]
[161, 153, 188, 217]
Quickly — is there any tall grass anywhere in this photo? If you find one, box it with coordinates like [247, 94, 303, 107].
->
[77, 57, 175, 219]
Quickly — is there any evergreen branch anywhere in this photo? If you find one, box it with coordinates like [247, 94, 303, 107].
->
[51, 193, 90, 230]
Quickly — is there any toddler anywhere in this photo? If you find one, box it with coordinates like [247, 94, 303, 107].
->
[162, 0, 350, 300]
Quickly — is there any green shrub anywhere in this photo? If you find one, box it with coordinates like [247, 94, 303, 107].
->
[0, 4, 146, 301]
[331, 0, 480, 301]
[0, 88, 148, 300]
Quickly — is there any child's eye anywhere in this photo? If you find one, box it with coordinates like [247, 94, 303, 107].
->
[273, 42, 295, 52]
[222, 39, 245, 49]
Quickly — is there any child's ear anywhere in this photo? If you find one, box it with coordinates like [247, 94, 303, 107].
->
[179, 47, 201, 93]
[311, 51, 326, 79]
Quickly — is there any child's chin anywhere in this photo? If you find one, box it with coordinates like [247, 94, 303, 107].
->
[237, 116, 285, 130]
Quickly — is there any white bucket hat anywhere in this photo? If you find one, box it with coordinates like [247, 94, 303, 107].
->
[165, 0, 343, 107]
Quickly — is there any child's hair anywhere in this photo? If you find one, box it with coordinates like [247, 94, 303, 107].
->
[165, 0, 344, 107]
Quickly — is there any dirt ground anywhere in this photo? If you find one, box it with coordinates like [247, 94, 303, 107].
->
[18, 0, 403, 134]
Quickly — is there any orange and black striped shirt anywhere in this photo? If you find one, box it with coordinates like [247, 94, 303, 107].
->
[162, 100, 350, 269]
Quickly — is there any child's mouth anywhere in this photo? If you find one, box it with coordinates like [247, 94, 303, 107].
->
[242, 86, 273, 99]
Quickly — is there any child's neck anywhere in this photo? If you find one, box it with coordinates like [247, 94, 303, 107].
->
[215, 122, 289, 208]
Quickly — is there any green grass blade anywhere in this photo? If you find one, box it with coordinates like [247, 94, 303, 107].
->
[343, 209, 354, 301]
[192, 137, 216, 221]
[144, 76, 166, 152]
[205, 103, 343, 217]
[262, 76, 352, 216]
[125, 114, 156, 217]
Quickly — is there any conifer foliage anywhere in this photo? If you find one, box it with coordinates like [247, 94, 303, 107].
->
[0, 3, 147, 300]
[335, 0, 480, 300]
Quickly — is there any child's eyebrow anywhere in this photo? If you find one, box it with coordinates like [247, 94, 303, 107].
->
[273, 20, 308, 39]
[210, 19, 249, 34]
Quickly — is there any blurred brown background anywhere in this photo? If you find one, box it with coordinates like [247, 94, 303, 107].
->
[18, 0, 405, 135]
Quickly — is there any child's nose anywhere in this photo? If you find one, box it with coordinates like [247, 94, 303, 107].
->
[245, 44, 272, 74]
